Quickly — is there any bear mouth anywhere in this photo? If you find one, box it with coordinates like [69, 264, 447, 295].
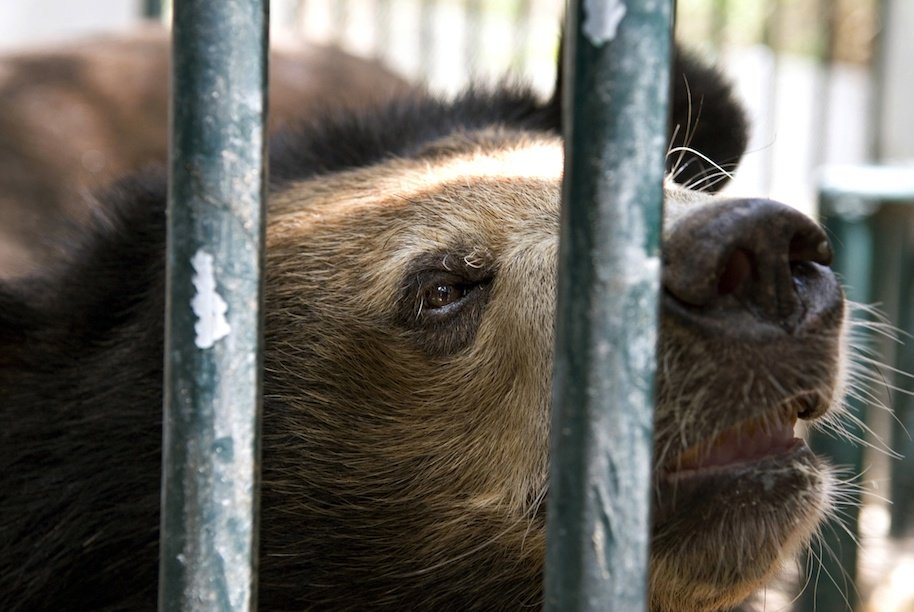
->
[534, 393, 827, 523]
[661, 392, 823, 478]
[654, 393, 828, 530]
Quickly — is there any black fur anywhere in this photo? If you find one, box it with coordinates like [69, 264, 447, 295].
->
[0, 50, 747, 609]
[269, 51, 747, 189]
[668, 50, 748, 189]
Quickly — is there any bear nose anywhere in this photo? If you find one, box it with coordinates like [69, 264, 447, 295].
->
[662, 198, 834, 332]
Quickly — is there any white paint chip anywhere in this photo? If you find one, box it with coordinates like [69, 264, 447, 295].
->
[583, 0, 627, 46]
[593, 520, 610, 580]
[191, 249, 231, 349]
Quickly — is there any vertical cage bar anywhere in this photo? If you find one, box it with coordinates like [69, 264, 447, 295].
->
[144, 0, 163, 19]
[330, 0, 348, 45]
[890, 246, 914, 538]
[798, 197, 871, 612]
[464, 0, 484, 76]
[709, 0, 728, 54]
[759, 0, 782, 194]
[512, 0, 535, 74]
[545, 1, 672, 610]
[159, 1, 269, 610]
[799, 166, 914, 611]
[809, 0, 835, 171]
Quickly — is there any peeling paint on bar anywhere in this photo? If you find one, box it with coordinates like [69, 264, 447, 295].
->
[191, 250, 232, 349]
[546, 0, 672, 610]
[582, 0, 628, 45]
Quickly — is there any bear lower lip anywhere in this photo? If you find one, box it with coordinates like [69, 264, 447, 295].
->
[664, 438, 808, 482]
[664, 411, 801, 476]
[650, 442, 824, 539]
[652, 442, 822, 528]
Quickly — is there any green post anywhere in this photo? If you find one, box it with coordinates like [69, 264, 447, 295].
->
[891, 254, 914, 538]
[545, 1, 672, 610]
[800, 200, 872, 612]
[144, 0, 163, 19]
[799, 165, 914, 611]
[159, 1, 268, 610]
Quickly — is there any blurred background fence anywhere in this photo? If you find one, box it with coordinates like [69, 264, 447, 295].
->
[1, 1, 911, 610]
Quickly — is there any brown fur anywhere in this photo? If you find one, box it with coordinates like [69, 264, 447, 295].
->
[0, 25, 412, 278]
[0, 31, 846, 610]
[254, 129, 847, 609]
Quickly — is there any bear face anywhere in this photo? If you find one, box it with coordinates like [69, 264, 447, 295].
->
[0, 45, 845, 611]
[259, 130, 846, 610]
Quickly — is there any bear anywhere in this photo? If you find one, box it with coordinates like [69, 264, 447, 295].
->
[0, 33, 846, 612]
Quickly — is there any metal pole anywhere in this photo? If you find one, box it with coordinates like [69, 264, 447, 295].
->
[710, 0, 728, 55]
[545, 1, 672, 610]
[144, 0, 163, 19]
[464, 0, 484, 76]
[799, 200, 871, 612]
[159, 1, 269, 609]
[811, 169, 914, 541]
[799, 165, 914, 610]
[759, 0, 782, 194]
[891, 251, 914, 538]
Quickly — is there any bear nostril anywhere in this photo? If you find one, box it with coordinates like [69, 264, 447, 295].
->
[663, 198, 837, 331]
[788, 230, 833, 267]
[717, 248, 753, 296]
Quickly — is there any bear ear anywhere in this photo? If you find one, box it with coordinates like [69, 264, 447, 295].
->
[667, 50, 748, 192]
[546, 40, 748, 193]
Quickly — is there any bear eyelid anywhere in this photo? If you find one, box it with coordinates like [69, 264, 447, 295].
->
[395, 249, 496, 356]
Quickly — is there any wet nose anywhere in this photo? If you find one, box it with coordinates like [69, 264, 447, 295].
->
[662, 198, 835, 332]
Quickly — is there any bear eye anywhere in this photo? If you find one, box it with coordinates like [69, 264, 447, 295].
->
[396, 250, 495, 356]
[422, 282, 471, 311]
[415, 272, 488, 318]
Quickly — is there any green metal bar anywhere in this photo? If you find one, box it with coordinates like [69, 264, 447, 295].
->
[818, 170, 914, 543]
[891, 245, 914, 537]
[159, 1, 268, 610]
[545, 1, 672, 610]
[144, 0, 163, 19]
[799, 199, 872, 612]
[820, 169, 914, 538]
[799, 165, 914, 610]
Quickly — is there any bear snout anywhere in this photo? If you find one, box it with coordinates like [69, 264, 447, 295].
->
[662, 198, 842, 335]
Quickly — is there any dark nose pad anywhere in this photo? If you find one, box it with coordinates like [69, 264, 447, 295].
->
[663, 198, 835, 332]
